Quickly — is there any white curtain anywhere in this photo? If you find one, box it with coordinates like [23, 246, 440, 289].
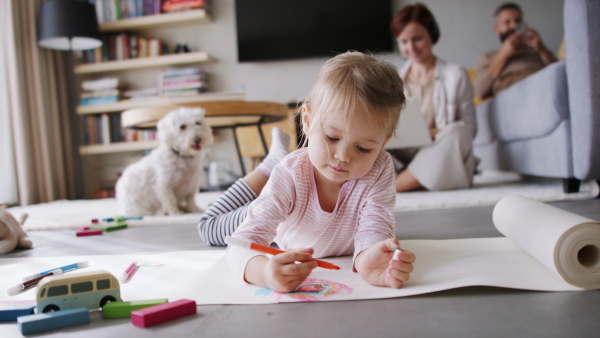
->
[0, 0, 77, 205]
[0, 0, 19, 205]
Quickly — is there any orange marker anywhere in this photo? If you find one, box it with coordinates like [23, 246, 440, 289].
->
[224, 236, 341, 270]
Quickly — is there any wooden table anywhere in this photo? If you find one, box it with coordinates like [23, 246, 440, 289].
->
[121, 101, 290, 175]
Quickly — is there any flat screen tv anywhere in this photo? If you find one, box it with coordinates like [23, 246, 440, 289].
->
[235, 0, 394, 62]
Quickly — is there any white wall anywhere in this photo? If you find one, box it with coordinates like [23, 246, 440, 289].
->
[82, 0, 565, 197]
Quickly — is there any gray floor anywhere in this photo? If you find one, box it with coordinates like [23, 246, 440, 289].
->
[1, 198, 599, 337]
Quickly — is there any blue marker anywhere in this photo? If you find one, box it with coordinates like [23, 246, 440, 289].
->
[22, 261, 89, 282]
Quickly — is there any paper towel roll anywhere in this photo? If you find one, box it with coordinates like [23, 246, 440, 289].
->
[493, 195, 600, 289]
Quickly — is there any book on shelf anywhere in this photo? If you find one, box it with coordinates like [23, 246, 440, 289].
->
[124, 128, 157, 143]
[83, 113, 157, 146]
[79, 77, 123, 106]
[123, 87, 160, 100]
[94, 0, 165, 23]
[159, 66, 208, 97]
[80, 33, 167, 64]
[163, 0, 209, 13]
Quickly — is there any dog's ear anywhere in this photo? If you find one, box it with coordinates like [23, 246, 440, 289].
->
[157, 111, 176, 146]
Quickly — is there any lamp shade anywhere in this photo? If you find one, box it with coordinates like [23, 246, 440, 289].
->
[38, 0, 102, 51]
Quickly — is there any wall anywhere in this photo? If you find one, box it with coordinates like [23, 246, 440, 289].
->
[82, 0, 565, 197]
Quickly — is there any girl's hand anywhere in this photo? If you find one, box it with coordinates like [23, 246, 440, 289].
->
[355, 238, 415, 289]
[262, 248, 318, 293]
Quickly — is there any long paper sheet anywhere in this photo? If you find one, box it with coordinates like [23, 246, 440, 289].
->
[0, 238, 583, 305]
[1, 196, 597, 304]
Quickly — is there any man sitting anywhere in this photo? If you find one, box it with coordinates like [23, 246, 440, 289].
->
[474, 2, 556, 100]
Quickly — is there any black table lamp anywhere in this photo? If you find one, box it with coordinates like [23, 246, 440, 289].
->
[38, 0, 102, 51]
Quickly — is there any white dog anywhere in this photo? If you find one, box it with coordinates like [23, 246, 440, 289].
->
[116, 107, 213, 216]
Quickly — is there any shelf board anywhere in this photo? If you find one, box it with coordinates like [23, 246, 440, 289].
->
[99, 10, 212, 32]
[74, 51, 212, 74]
[79, 140, 159, 155]
[77, 92, 246, 114]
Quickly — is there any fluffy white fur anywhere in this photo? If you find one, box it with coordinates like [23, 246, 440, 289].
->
[116, 107, 213, 216]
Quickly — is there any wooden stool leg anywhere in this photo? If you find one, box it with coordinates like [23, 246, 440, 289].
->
[231, 127, 246, 176]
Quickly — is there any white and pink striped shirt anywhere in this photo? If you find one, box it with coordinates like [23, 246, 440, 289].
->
[227, 148, 397, 280]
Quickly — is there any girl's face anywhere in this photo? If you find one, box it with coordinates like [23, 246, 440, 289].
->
[303, 106, 390, 187]
[396, 22, 434, 64]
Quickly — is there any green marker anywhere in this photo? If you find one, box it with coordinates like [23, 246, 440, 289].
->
[102, 299, 168, 319]
[105, 223, 127, 232]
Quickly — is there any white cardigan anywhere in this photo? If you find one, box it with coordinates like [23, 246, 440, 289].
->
[399, 58, 477, 139]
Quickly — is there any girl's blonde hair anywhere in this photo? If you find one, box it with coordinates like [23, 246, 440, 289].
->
[301, 51, 405, 142]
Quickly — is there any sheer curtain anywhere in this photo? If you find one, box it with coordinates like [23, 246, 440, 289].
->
[0, 0, 77, 206]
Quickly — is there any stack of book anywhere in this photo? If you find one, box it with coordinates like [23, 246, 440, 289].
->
[94, 0, 163, 23]
[80, 77, 122, 106]
[123, 87, 160, 101]
[162, 0, 208, 12]
[159, 67, 208, 97]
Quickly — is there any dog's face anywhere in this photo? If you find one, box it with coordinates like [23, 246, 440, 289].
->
[157, 107, 214, 156]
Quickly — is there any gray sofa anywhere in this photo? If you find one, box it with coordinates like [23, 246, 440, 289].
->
[473, 0, 600, 193]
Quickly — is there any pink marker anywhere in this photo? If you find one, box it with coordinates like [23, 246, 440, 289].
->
[119, 262, 137, 283]
[76, 229, 102, 237]
[131, 299, 196, 327]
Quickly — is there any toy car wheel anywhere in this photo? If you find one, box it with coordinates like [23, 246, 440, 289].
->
[43, 305, 60, 313]
[100, 296, 117, 307]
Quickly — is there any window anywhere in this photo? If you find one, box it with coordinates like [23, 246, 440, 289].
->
[71, 281, 93, 293]
[39, 288, 46, 298]
[97, 279, 110, 290]
[47, 285, 68, 297]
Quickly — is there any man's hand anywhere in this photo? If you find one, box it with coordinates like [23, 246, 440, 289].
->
[523, 27, 556, 65]
[498, 32, 526, 59]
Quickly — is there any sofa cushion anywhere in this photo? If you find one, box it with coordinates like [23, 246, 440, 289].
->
[489, 61, 569, 142]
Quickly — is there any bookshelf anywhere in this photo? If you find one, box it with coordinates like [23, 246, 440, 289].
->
[75, 51, 212, 74]
[99, 9, 211, 32]
[80, 140, 159, 155]
[76, 8, 224, 156]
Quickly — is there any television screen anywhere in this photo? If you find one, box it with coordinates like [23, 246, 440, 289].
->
[235, 0, 394, 62]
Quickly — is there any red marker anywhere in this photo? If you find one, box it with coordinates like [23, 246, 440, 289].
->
[224, 236, 341, 270]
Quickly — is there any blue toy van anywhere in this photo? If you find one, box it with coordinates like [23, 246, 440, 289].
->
[36, 270, 121, 313]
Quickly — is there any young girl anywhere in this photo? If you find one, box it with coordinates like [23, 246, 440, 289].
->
[203, 51, 415, 292]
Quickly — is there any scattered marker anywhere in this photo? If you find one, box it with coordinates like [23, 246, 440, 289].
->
[76, 229, 103, 237]
[131, 299, 196, 327]
[102, 299, 169, 319]
[17, 307, 90, 335]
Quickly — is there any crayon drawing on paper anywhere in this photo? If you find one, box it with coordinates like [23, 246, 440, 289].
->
[255, 278, 353, 302]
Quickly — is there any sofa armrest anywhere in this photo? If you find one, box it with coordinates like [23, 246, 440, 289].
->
[487, 62, 568, 142]
[565, 0, 600, 179]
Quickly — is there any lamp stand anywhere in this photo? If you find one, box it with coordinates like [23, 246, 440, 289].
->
[67, 47, 84, 199]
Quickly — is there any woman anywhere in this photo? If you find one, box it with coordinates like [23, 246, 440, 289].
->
[390, 3, 477, 192]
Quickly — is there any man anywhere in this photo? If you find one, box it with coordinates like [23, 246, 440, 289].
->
[474, 3, 556, 100]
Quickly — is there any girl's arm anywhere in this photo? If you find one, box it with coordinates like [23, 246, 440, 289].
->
[227, 161, 304, 286]
[353, 153, 415, 288]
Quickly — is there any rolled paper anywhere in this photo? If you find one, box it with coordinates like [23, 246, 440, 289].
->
[493, 195, 600, 289]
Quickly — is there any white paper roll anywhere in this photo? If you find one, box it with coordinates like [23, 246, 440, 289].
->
[493, 195, 600, 289]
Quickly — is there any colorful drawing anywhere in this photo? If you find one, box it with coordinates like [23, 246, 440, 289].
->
[255, 278, 352, 302]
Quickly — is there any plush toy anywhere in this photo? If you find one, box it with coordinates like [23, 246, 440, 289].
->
[0, 205, 33, 254]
